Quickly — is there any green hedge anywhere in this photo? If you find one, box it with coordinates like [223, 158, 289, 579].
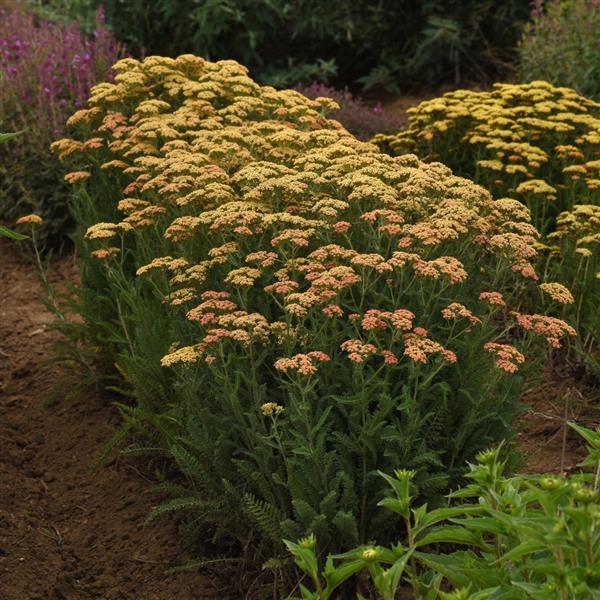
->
[31, 0, 529, 90]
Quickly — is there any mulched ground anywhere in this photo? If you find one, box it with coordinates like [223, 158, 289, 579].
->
[0, 238, 226, 599]
[0, 234, 598, 599]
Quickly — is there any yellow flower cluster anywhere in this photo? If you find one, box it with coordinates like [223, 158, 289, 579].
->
[374, 81, 600, 238]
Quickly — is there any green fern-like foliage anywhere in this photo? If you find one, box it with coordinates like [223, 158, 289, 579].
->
[243, 494, 284, 545]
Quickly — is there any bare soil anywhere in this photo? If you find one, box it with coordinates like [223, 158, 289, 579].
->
[518, 365, 599, 474]
[0, 238, 226, 600]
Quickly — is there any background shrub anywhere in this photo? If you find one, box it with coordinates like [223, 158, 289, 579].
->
[518, 0, 600, 100]
[54, 56, 576, 561]
[0, 1, 124, 247]
[28, 0, 529, 90]
[295, 82, 402, 141]
[375, 82, 600, 373]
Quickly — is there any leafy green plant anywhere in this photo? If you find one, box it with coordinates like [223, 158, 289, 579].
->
[518, 0, 600, 101]
[287, 422, 600, 599]
[52, 56, 577, 568]
[0, 131, 27, 240]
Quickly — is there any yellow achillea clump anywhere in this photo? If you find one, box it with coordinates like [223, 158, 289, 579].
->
[55, 55, 577, 381]
[374, 81, 600, 237]
[51, 58, 593, 548]
[539, 282, 574, 304]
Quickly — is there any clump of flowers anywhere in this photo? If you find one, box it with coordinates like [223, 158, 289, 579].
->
[374, 81, 600, 236]
[375, 80, 599, 374]
[55, 55, 578, 554]
[0, 2, 125, 246]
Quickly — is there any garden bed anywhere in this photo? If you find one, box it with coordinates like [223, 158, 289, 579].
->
[1, 234, 597, 597]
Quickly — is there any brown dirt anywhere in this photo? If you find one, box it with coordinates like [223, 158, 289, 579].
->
[0, 238, 227, 600]
[518, 365, 600, 474]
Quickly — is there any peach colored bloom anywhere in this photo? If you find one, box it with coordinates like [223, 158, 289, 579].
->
[403, 332, 445, 364]
[513, 313, 576, 348]
[381, 350, 399, 365]
[340, 339, 377, 363]
[64, 170, 91, 184]
[274, 351, 330, 376]
[484, 342, 525, 373]
[479, 291, 506, 306]
[332, 221, 351, 234]
[15, 214, 43, 225]
[441, 303, 481, 325]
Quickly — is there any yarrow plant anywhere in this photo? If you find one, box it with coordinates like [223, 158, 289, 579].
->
[0, 1, 125, 246]
[54, 56, 576, 560]
[374, 81, 600, 373]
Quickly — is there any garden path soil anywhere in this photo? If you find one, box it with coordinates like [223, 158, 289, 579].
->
[0, 239, 227, 600]
[0, 238, 598, 600]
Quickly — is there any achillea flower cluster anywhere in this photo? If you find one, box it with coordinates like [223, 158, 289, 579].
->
[160, 345, 201, 367]
[91, 246, 120, 260]
[514, 313, 577, 348]
[479, 291, 506, 307]
[375, 81, 600, 239]
[484, 342, 525, 373]
[64, 170, 91, 184]
[85, 221, 132, 240]
[441, 303, 482, 325]
[15, 214, 43, 225]
[260, 402, 284, 417]
[361, 309, 415, 332]
[539, 282, 574, 304]
[340, 340, 378, 363]
[403, 331, 456, 364]
[274, 351, 330, 376]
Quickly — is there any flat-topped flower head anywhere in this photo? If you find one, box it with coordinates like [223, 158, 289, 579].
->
[514, 312, 577, 348]
[484, 342, 525, 373]
[16, 214, 43, 226]
[539, 282, 574, 304]
[274, 351, 330, 376]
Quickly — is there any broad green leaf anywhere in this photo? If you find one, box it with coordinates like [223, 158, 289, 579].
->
[499, 539, 547, 563]
[0, 224, 28, 240]
[414, 505, 484, 535]
[451, 516, 506, 535]
[569, 422, 600, 448]
[374, 548, 414, 599]
[323, 559, 364, 592]
[416, 525, 483, 548]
